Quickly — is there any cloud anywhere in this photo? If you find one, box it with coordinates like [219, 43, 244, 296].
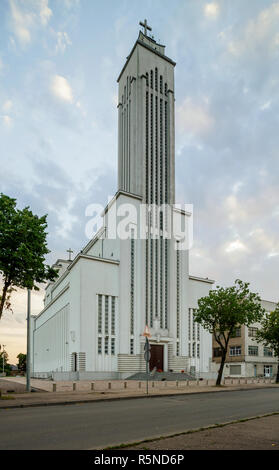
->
[50, 75, 74, 103]
[225, 239, 248, 254]
[8, 0, 52, 46]
[228, 2, 279, 57]
[2, 115, 13, 128]
[2, 100, 13, 113]
[204, 2, 220, 19]
[55, 32, 72, 54]
[176, 97, 214, 137]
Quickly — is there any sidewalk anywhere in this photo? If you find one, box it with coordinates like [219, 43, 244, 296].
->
[125, 413, 279, 450]
[1, 378, 278, 409]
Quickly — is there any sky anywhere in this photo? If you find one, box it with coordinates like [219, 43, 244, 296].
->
[0, 0, 278, 364]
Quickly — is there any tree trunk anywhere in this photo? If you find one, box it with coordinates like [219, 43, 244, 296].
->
[276, 360, 279, 384]
[0, 281, 10, 320]
[216, 352, 226, 386]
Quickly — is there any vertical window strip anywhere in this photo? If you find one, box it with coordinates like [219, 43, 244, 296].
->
[98, 295, 102, 334]
[105, 295, 109, 335]
[160, 236, 163, 328]
[160, 75, 163, 94]
[151, 69, 153, 89]
[130, 230, 135, 335]
[164, 101, 168, 203]
[197, 343, 200, 358]
[130, 338, 134, 355]
[98, 337, 102, 355]
[155, 67, 158, 91]
[111, 297, 115, 335]
[176, 243, 180, 340]
[111, 338, 115, 355]
[105, 336, 109, 355]
[164, 239, 168, 329]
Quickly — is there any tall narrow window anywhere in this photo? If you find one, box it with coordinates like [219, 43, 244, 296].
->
[176, 242, 180, 340]
[111, 338, 115, 355]
[155, 67, 158, 91]
[146, 72, 149, 87]
[160, 75, 163, 94]
[130, 229, 135, 335]
[98, 295, 102, 334]
[150, 70, 153, 89]
[111, 297, 115, 335]
[105, 295, 109, 334]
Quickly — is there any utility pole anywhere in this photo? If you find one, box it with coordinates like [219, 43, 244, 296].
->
[2, 345, 6, 375]
[26, 289, 31, 392]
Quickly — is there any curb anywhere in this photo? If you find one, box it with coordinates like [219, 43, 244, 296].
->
[0, 385, 278, 410]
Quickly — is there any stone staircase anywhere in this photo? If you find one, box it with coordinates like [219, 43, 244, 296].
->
[126, 371, 196, 381]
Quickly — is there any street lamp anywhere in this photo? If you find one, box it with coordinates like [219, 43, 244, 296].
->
[143, 325, 151, 394]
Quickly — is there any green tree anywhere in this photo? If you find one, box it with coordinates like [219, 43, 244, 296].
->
[0, 194, 58, 319]
[256, 306, 279, 383]
[194, 279, 265, 386]
[17, 353, 27, 372]
[0, 348, 11, 375]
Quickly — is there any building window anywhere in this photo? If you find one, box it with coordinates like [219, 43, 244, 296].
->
[98, 295, 102, 334]
[98, 337, 102, 355]
[111, 297, 115, 335]
[155, 67, 158, 91]
[150, 70, 153, 89]
[111, 338, 115, 356]
[197, 343, 200, 358]
[188, 343, 191, 357]
[160, 75, 163, 94]
[105, 295, 109, 334]
[176, 341, 180, 356]
[248, 327, 258, 337]
[264, 347, 273, 357]
[188, 309, 191, 340]
[176, 243, 180, 339]
[192, 342, 196, 358]
[130, 338, 134, 355]
[104, 336, 109, 355]
[231, 327, 241, 338]
[213, 347, 222, 357]
[230, 346, 241, 356]
[248, 346, 258, 356]
[146, 72, 149, 87]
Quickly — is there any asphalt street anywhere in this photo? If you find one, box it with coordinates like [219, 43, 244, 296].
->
[1, 388, 279, 449]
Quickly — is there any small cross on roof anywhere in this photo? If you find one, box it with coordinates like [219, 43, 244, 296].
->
[139, 19, 152, 36]
[66, 248, 74, 261]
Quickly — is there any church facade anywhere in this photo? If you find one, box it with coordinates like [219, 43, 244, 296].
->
[31, 26, 214, 380]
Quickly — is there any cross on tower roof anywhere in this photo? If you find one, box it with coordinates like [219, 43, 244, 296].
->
[139, 19, 152, 36]
[66, 248, 74, 261]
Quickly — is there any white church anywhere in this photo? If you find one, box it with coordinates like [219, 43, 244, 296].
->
[31, 22, 214, 380]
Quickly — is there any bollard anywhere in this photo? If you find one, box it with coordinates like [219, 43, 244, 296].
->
[124, 381, 127, 389]
[52, 383, 56, 392]
[152, 381, 155, 388]
[138, 381, 141, 389]
[91, 382, 94, 391]
[187, 380, 189, 386]
[73, 382, 76, 391]
[108, 382, 111, 390]
[197, 380, 199, 386]
[206, 379, 209, 386]
[176, 381, 178, 388]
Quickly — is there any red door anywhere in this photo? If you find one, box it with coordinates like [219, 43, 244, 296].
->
[149, 345, 164, 371]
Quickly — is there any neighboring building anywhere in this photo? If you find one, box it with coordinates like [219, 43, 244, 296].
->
[30, 23, 215, 380]
[211, 300, 278, 378]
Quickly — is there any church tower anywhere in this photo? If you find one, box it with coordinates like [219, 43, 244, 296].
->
[117, 24, 176, 204]
[117, 22, 177, 337]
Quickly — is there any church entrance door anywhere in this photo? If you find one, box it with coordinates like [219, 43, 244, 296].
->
[149, 345, 164, 372]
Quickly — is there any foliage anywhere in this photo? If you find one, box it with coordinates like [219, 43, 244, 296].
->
[0, 193, 58, 319]
[17, 353, 27, 372]
[256, 306, 279, 382]
[194, 279, 265, 385]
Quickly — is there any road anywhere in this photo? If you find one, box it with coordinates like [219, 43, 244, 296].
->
[0, 388, 278, 449]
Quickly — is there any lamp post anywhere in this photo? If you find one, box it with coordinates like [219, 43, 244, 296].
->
[26, 289, 31, 392]
[143, 325, 151, 395]
[2, 345, 6, 375]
